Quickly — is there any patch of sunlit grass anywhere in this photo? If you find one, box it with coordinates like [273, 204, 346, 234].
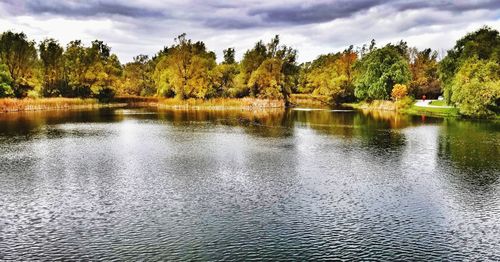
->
[0, 98, 99, 112]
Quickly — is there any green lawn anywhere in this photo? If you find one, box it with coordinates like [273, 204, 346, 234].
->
[405, 105, 459, 117]
[429, 100, 447, 106]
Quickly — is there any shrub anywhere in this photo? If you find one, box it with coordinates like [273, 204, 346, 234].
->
[391, 84, 408, 101]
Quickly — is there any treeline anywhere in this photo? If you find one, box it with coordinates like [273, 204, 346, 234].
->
[0, 27, 498, 117]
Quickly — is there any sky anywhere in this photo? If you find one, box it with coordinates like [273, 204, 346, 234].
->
[0, 0, 499, 63]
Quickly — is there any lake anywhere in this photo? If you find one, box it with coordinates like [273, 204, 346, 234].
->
[0, 107, 499, 260]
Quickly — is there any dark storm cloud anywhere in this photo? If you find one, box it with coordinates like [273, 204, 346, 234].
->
[249, 0, 384, 25]
[12, 0, 166, 18]
[204, 18, 260, 29]
[246, 0, 500, 27]
[394, 0, 500, 13]
[2, 0, 498, 29]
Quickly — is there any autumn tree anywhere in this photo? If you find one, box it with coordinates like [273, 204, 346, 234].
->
[0, 31, 40, 97]
[39, 38, 65, 96]
[120, 55, 155, 96]
[391, 84, 408, 101]
[64, 40, 90, 97]
[212, 48, 239, 97]
[408, 48, 441, 99]
[299, 47, 357, 103]
[63, 40, 122, 100]
[154, 34, 217, 99]
[248, 58, 283, 99]
[241, 35, 299, 104]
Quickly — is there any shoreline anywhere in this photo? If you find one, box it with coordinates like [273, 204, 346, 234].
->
[343, 100, 461, 118]
[0, 98, 128, 113]
[2, 97, 496, 120]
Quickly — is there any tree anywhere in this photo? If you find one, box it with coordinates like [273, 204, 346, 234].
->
[240, 40, 267, 92]
[439, 26, 500, 102]
[391, 84, 408, 101]
[223, 48, 236, 64]
[248, 58, 283, 99]
[354, 44, 411, 100]
[408, 48, 441, 99]
[63, 40, 86, 97]
[240, 35, 298, 103]
[0, 63, 14, 97]
[63, 39, 122, 100]
[208, 47, 239, 97]
[298, 48, 357, 104]
[120, 55, 155, 96]
[154, 34, 216, 99]
[451, 58, 499, 118]
[39, 38, 65, 96]
[0, 31, 40, 97]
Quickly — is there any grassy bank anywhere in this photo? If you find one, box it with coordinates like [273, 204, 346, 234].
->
[156, 97, 285, 110]
[0, 98, 125, 113]
[344, 100, 460, 118]
[289, 94, 331, 107]
[403, 105, 460, 117]
[113, 96, 286, 110]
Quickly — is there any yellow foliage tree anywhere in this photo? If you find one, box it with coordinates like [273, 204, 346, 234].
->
[391, 84, 408, 101]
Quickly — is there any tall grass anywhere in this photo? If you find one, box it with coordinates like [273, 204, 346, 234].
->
[156, 97, 285, 109]
[0, 98, 100, 113]
[290, 94, 330, 107]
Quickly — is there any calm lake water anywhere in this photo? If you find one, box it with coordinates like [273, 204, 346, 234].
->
[0, 107, 499, 260]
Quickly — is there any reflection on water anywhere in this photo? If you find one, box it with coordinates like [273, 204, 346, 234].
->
[0, 107, 499, 260]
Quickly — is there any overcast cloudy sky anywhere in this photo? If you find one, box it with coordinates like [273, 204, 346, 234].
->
[0, 0, 499, 63]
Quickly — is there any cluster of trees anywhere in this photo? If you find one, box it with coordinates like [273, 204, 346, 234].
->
[153, 34, 298, 105]
[0, 26, 498, 117]
[439, 27, 499, 117]
[0, 32, 122, 101]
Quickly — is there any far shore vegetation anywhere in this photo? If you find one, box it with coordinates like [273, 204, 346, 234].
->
[0, 27, 498, 118]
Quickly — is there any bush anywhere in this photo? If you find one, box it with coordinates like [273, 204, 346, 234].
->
[395, 96, 414, 110]
[96, 87, 116, 102]
[0, 83, 14, 97]
[391, 84, 408, 101]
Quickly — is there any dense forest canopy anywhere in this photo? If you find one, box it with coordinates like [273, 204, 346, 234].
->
[0, 26, 498, 117]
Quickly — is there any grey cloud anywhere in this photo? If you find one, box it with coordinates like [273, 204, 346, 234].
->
[394, 0, 500, 13]
[22, 0, 166, 18]
[245, 0, 500, 27]
[249, 0, 384, 25]
[203, 18, 261, 29]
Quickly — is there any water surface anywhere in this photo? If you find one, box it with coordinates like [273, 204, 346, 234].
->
[0, 108, 499, 260]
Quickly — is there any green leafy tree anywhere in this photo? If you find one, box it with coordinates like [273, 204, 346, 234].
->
[0, 31, 40, 97]
[223, 48, 236, 64]
[0, 63, 14, 97]
[439, 26, 500, 102]
[39, 38, 65, 97]
[451, 58, 499, 118]
[240, 40, 267, 94]
[354, 44, 411, 100]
